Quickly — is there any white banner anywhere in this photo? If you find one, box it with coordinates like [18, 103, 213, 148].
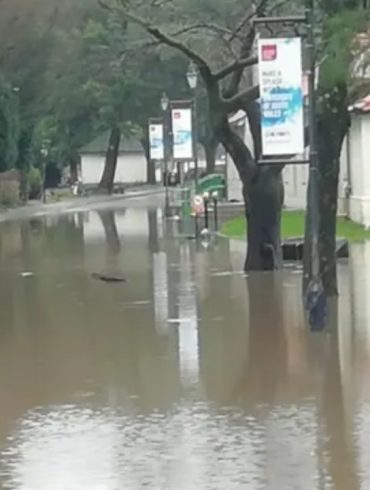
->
[149, 123, 164, 160]
[171, 108, 193, 160]
[258, 38, 304, 156]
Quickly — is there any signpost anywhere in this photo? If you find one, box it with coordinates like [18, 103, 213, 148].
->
[254, 2, 326, 330]
[171, 107, 193, 161]
[149, 121, 164, 161]
[258, 37, 304, 157]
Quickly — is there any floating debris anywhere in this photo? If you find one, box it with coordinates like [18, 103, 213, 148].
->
[91, 273, 126, 283]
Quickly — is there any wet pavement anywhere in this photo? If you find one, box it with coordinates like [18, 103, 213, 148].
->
[0, 194, 369, 489]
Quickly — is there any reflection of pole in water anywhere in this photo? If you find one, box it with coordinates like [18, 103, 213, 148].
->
[148, 209, 159, 253]
[177, 243, 199, 386]
[320, 305, 360, 490]
[153, 252, 169, 335]
[98, 211, 121, 255]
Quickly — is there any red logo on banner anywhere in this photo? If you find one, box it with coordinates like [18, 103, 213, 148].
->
[173, 112, 181, 119]
[262, 44, 277, 61]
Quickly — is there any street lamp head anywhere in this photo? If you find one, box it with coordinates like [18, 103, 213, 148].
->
[160, 92, 169, 112]
[186, 61, 198, 90]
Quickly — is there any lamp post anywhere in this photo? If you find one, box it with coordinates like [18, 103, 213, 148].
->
[161, 91, 170, 217]
[40, 144, 49, 204]
[186, 62, 199, 193]
[304, 0, 326, 330]
[212, 190, 219, 231]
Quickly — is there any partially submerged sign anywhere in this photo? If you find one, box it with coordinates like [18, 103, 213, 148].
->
[258, 38, 304, 156]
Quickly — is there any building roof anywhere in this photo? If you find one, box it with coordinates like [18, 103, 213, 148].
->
[80, 131, 143, 155]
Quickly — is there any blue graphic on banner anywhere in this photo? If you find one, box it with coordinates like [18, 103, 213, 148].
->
[261, 86, 303, 127]
[174, 130, 192, 146]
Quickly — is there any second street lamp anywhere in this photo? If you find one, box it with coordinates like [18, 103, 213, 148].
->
[161, 92, 171, 217]
[186, 62, 199, 193]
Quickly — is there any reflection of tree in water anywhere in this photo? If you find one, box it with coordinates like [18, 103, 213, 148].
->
[241, 273, 288, 406]
[228, 276, 360, 487]
[98, 211, 121, 255]
[147, 209, 159, 253]
[321, 301, 359, 490]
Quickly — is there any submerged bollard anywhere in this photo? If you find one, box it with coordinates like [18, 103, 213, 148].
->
[203, 191, 210, 230]
[212, 191, 219, 231]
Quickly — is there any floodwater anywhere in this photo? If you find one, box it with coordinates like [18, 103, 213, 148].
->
[0, 195, 369, 489]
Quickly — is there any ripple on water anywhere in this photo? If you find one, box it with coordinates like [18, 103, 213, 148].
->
[0, 402, 269, 490]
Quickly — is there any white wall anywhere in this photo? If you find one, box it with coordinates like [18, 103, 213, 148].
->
[226, 112, 349, 214]
[348, 114, 370, 227]
[80, 153, 147, 185]
[227, 112, 253, 202]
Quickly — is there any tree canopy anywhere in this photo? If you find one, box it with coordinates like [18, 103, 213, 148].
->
[0, 78, 19, 172]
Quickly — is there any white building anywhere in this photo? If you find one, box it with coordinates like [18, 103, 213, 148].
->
[226, 104, 370, 226]
[79, 132, 148, 185]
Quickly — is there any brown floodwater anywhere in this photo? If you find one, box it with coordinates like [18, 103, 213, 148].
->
[0, 197, 369, 489]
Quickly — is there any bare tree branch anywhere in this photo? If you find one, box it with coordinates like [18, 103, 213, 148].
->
[170, 23, 240, 60]
[101, 2, 215, 84]
[223, 25, 257, 99]
[229, 0, 270, 42]
[214, 55, 257, 80]
[222, 85, 260, 114]
[170, 23, 234, 38]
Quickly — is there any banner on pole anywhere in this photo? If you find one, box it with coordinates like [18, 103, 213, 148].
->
[258, 38, 304, 156]
[149, 123, 164, 160]
[171, 108, 193, 160]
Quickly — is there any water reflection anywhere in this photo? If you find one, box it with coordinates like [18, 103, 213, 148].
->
[0, 205, 368, 488]
[98, 210, 121, 255]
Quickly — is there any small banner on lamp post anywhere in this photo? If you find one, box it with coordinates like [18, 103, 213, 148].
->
[171, 107, 193, 160]
[149, 122, 164, 160]
[258, 38, 304, 156]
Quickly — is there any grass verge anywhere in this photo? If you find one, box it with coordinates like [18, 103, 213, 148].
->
[222, 210, 370, 242]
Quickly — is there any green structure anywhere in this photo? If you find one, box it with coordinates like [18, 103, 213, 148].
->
[196, 173, 226, 198]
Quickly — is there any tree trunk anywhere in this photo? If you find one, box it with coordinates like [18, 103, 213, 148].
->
[245, 167, 284, 271]
[147, 159, 156, 184]
[217, 117, 284, 271]
[70, 155, 79, 183]
[142, 135, 156, 184]
[204, 136, 217, 174]
[99, 126, 121, 194]
[304, 85, 349, 296]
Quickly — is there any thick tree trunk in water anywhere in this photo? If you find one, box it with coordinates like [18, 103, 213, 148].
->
[245, 167, 284, 271]
[204, 136, 217, 174]
[217, 117, 284, 271]
[99, 127, 121, 194]
[304, 86, 349, 296]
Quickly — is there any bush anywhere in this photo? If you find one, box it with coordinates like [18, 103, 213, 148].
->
[0, 181, 20, 207]
[28, 167, 42, 199]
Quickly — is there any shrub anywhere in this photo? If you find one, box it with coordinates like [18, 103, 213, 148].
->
[28, 167, 42, 199]
[0, 181, 19, 207]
